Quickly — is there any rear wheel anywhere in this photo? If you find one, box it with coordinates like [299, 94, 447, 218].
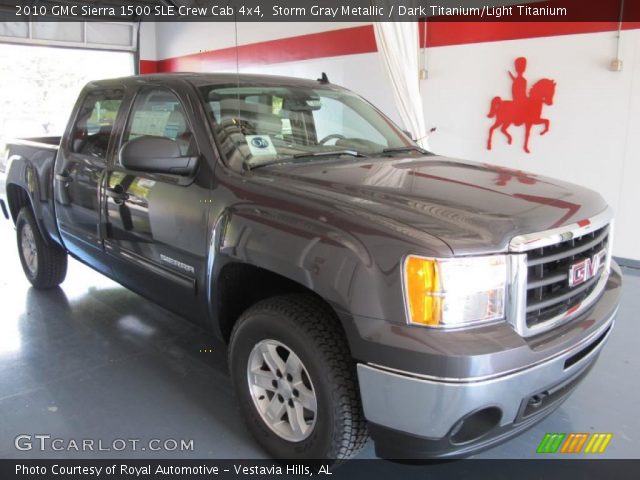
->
[16, 207, 67, 289]
[229, 294, 368, 460]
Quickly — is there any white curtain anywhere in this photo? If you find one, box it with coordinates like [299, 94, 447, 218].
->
[373, 21, 428, 149]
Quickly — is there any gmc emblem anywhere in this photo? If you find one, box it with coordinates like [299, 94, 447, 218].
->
[568, 250, 607, 287]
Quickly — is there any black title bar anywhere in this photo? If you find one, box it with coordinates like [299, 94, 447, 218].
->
[3, 459, 640, 480]
[1, 0, 639, 22]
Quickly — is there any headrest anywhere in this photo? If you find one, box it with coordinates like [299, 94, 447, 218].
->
[166, 109, 187, 134]
[253, 112, 282, 136]
[217, 98, 282, 136]
[219, 98, 273, 120]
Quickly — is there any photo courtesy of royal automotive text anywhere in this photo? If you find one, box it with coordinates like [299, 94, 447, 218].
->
[0, 0, 638, 479]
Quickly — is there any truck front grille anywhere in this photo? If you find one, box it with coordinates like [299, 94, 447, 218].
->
[525, 225, 609, 329]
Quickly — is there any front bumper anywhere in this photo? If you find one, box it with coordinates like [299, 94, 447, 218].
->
[356, 263, 621, 459]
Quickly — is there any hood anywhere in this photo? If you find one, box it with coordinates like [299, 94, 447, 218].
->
[258, 156, 608, 255]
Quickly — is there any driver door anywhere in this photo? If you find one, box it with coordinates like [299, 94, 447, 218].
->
[103, 86, 210, 319]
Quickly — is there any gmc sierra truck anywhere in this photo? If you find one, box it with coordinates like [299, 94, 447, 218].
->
[0, 73, 621, 460]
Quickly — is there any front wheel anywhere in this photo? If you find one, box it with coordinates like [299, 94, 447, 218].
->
[16, 207, 67, 289]
[229, 294, 368, 460]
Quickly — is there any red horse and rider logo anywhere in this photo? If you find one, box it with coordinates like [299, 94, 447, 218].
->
[487, 57, 556, 153]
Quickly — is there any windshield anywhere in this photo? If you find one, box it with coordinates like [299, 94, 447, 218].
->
[198, 84, 415, 170]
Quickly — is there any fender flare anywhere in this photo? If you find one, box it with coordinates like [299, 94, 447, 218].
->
[205, 205, 385, 337]
[5, 156, 50, 244]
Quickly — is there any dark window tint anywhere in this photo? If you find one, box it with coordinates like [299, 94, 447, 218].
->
[199, 85, 409, 170]
[70, 89, 123, 158]
[123, 88, 195, 156]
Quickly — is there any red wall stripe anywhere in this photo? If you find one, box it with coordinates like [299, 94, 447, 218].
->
[422, 21, 638, 47]
[155, 25, 376, 73]
[139, 59, 159, 74]
[140, 22, 640, 73]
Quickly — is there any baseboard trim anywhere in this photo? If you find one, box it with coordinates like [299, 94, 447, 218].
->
[614, 256, 640, 270]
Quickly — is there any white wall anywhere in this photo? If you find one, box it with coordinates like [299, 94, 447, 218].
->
[154, 22, 363, 59]
[614, 32, 640, 261]
[139, 21, 157, 60]
[420, 29, 640, 260]
[144, 23, 640, 260]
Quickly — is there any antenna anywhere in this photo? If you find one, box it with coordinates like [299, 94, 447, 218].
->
[317, 72, 330, 84]
[234, 12, 241, 121]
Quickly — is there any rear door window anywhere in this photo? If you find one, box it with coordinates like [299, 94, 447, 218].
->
[70, 89, 124, 158]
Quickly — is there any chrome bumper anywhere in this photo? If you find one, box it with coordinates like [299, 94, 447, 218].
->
[357, 308, 615, 440]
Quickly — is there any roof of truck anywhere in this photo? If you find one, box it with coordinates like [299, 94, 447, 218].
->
[87, 72, 343, 90]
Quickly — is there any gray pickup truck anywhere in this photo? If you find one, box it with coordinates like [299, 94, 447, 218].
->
[0, 73, 621, 460]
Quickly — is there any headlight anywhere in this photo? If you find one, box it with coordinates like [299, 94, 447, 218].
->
[403, 254, 507, 328]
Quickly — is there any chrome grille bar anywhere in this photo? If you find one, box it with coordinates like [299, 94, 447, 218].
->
[526, 227, 609, 267]
[508, 207, 614, 337]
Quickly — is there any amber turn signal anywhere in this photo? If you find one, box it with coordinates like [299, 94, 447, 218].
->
[404, 256, 443, 326]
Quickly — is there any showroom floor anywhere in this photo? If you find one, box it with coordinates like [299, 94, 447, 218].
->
[0, 224, 638, 460]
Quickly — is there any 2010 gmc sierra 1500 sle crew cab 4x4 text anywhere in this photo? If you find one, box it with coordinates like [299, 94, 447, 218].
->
[0, 74, 621, 460]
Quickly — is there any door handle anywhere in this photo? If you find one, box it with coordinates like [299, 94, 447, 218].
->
[106, 186, 129, 203]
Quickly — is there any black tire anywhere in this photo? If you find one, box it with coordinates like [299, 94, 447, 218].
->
[16, 207, 67, 289]
[229, 294, 369, 460]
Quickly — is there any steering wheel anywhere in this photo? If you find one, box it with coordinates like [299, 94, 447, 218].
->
[318, 133, 346, 145]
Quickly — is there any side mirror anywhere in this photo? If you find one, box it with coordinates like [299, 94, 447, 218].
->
[119, 135, 199, 176]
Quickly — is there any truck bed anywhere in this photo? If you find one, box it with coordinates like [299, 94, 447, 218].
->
[8, 136, 61, 150]
[1, 136, 61, 242]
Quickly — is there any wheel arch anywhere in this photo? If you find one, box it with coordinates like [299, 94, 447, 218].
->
[6, 182, 33, 225]
[6, 182, 52, 247]
[213, 261, 351, 346]
[5, 155, 52, 246]
[205, 202, 411, 353]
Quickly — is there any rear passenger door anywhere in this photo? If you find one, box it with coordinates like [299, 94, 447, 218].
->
[103, 85, 210, 319]
[54, 87, 124, 269]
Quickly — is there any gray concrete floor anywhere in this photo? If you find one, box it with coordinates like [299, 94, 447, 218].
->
[0, 223, 638, 459]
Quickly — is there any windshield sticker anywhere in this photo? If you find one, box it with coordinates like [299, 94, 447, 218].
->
[246, 135, 277, 157]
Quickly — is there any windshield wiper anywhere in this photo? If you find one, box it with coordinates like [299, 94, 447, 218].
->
[246, 158, 294, 171]
[293, 150, 367, 159]
[382, 146, 429, 155]
[247, 150, 367, 171]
